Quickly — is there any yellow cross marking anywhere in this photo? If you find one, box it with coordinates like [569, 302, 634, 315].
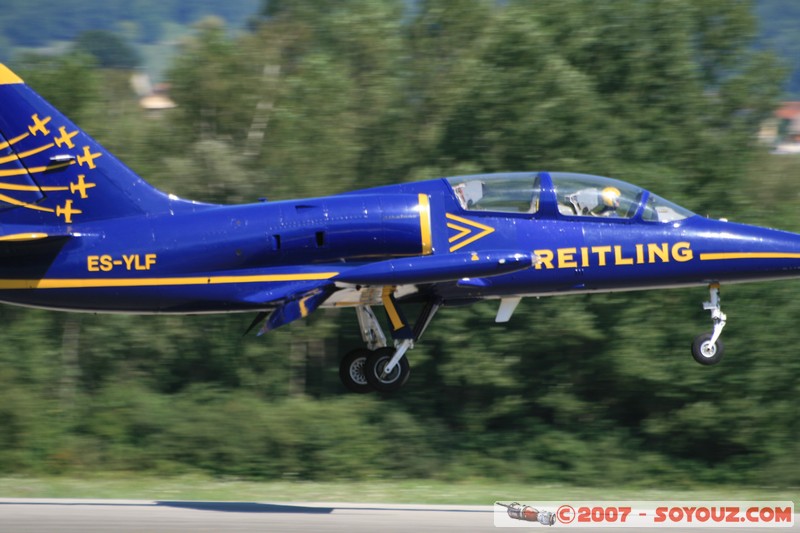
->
[77, 146, 101, 169]
[56, 200, 82, 223]
[78, 146, 103, 168]
[54, 127, 78, 149]
[69, 174, 96, 199]
[28, 114, 51, 136]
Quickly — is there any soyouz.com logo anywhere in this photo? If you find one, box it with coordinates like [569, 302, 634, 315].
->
[493, 501, 794, 528]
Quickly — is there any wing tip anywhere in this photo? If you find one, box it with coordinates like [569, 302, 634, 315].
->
[0, 64, 24, 86]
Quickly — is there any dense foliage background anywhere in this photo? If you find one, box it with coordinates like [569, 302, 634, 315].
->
[1, 0, 799, 487]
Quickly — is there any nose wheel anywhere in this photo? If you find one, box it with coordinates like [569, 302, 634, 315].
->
[691, 332, 724, 365]
[691, 283, 726, 365]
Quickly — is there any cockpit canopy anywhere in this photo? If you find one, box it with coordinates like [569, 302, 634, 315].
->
[446, 172, 694, 223]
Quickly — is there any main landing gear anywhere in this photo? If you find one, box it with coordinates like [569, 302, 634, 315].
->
[691, 283, 726, 365]
[339, 297, 439, 393]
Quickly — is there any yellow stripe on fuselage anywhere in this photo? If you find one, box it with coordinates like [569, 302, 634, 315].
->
[0, 272, 339, 290]
[418, 193, 433, 255]
[699, 252, 800, 261]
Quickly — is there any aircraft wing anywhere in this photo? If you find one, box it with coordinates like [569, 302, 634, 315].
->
[237, 278, 337, 334]
[334, 250, 535, 286]
[248, 250, 535, 334]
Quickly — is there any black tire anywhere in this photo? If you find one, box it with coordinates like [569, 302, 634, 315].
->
[691, 333, 724, 365]
[364, 347, 411, 392]
[339, 348, 374, 393]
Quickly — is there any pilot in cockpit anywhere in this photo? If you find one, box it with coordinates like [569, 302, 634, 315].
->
[564, 186, 621, 217]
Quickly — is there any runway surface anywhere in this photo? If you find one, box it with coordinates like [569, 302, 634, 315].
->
[0, 499, 796, 532]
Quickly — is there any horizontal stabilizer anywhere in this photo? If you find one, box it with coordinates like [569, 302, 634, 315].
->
[0, 228, 73, 246]
[0, 230, 72, 274]
[0, 232, 52, 242]
[335, 250, 535, 286]
[259, 285, 334, 334]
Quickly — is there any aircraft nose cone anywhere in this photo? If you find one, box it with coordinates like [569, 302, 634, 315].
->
[696, 220, 800, 282]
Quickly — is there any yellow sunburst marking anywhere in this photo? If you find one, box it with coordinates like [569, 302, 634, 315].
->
[0, 132, 30, 151]
[0, 142, 54, 165]
[0, 160, 73, 177]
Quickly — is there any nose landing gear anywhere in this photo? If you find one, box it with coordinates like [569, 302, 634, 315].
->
[691, 283, 726, 365]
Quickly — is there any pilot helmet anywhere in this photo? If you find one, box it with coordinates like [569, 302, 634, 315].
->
[601, 186, 621, 208]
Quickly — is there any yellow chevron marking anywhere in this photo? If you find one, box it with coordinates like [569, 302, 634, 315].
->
[447, 222, 471, 243]
[445, 212, 495, 252]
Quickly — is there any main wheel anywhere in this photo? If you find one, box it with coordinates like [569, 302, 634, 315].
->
[339, 348, 374, 393]
[364, 347, 410, 392]
[691, 333, 724, 365]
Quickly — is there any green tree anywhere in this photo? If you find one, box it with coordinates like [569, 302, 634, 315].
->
[74, 30, 140, 69]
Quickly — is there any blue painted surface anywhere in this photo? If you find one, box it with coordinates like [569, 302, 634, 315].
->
[2, 65, 800, 333]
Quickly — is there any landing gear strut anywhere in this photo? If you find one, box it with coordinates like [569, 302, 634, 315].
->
[338, 294, 439, 393]
[691, 283, 726, 365]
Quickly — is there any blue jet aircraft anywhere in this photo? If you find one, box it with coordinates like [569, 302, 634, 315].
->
[2, 63, 800, 393]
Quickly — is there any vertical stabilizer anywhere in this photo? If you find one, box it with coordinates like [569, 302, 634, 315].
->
[0, 63, 204, 226]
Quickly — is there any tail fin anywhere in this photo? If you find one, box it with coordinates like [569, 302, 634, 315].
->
[0, 63, 197, 226]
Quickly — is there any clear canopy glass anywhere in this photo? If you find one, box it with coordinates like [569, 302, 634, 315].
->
[446, 172, 694, 222]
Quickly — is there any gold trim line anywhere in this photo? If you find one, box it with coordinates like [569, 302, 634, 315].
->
[699, 252, 800, 261]
[0, 272, 339, 290]
[418, 193, 433, 255]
